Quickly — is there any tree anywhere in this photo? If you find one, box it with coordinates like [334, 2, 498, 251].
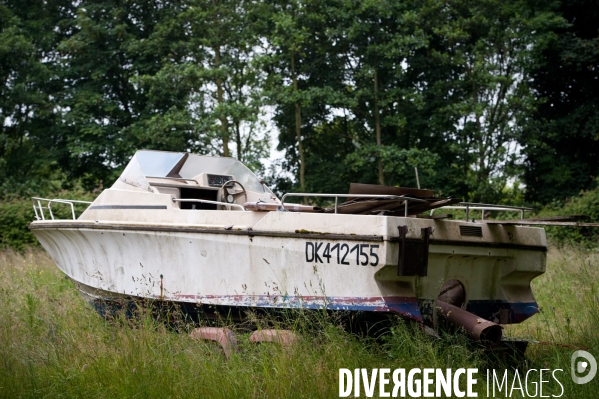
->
[342, 1, 407, 185]
[57, 0, 197, 187]
[0, 0, 78, 196]
[0, 0, 583, 208]
[522, 0, 599, 204]
[401, 0, 564, 202]
[340, 0, 438, 188]
[261, 0, 311, 193]
[259, 0, 348, 194]
[177, 0, 269, 170]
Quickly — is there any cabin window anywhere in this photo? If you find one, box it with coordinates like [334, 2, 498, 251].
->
[180, 188, 218, 210]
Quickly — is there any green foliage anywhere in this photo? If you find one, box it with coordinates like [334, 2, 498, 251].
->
[0, 198, 40, 251]
[56, 0, 201, 188]
[0, 0, 75, 193]
[346, 144, 439, 187]
[523, 0, 599, 203]
[262, 0, 567, 202]
[398, 0, 564, 202]
[173, 0, 270, 165]
[0, 187, 96, 251]
[0, 0, 596, 216]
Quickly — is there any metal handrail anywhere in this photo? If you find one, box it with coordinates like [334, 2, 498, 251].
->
[280, 193, 429, 216]
[432, 202, 534, 221]
[146, 176, 199, 184]
[31, 197, 93, 221]
[172, 198, 245, 211]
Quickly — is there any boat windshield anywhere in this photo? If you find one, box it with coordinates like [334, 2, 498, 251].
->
[117, 150, 267, 193]
[136, 151, 186, 177]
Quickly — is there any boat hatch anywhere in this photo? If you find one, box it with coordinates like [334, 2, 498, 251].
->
[179, 188, 218, 210]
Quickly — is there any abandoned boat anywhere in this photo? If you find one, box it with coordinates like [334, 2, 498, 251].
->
[30, 150, 548, 342]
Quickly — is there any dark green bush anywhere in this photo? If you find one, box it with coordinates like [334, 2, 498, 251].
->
[0, 189, 96, 251]
[538, 179, 599, 248]
[0, 198, 40, 251]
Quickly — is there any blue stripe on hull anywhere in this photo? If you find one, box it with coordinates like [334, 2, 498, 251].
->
[79, 281, 536, 326]
[167, 294, 424, 322]
[467, 300, 539, 323]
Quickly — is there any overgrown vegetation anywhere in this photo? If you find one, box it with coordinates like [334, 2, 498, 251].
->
[0, 198, 41, 251]
[0, 249, 597, 398]
[535, 180, 599, 248]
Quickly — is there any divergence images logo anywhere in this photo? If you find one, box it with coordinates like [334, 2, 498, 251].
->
[571, 350, 597, 384]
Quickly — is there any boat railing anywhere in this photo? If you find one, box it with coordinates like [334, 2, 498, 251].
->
[280, 193, 429, 216]
[31, 197, 93, 221]
[172, 198, 246, 211]
[432, 202, 534, 221]
[147, 176, 200, 184]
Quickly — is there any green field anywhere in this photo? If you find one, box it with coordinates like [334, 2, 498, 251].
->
[1, 248, 598, 398]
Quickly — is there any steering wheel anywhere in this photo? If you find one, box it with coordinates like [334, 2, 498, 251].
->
[221, 180, 247, 207]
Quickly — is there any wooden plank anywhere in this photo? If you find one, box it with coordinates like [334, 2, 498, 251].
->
[483, 220, 599, 227]
[348, 183, 434, 199]
[244, 202, 324, 212]
[331, 198, 404, 214]
[516, 215, 586, 222]
[403, 197, 462, 215]
[416, 213, 453, 220]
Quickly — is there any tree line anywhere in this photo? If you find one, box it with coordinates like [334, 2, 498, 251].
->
[1, 0, 597, 204]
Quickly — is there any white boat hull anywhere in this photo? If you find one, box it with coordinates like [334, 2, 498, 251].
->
[31, 212, 546, 326]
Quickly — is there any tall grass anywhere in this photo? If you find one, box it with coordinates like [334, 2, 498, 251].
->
[0, 248, 598, 398]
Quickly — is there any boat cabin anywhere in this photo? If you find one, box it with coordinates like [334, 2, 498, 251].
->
[113, 150, 279, 210]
